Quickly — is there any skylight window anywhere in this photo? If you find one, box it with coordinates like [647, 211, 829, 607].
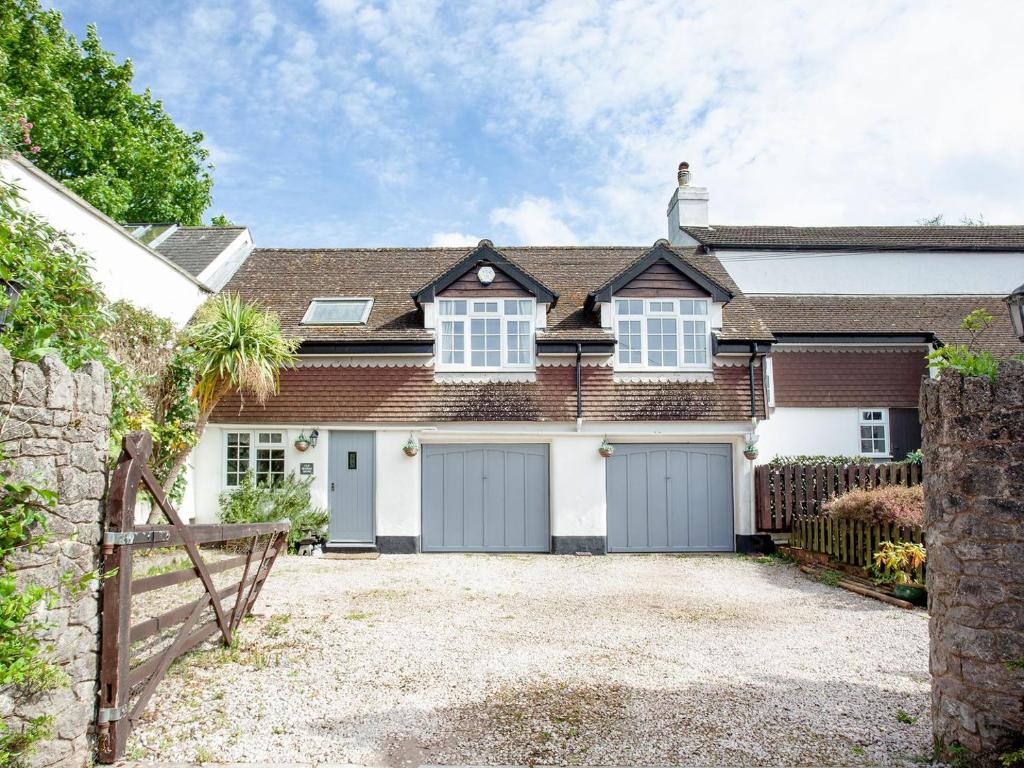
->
[300, 298, 373, 325]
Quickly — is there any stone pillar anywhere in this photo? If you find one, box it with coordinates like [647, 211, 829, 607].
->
[0, 348, 111, 768]
[920, 360, 1024, 764]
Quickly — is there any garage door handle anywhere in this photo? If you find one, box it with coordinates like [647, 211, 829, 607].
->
[331, 482, 335, 491]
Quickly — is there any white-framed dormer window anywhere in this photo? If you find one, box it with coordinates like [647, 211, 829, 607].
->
[437, 298, 535, 370]
[300, 297, 373, 325]
[858, 409, 889, 457]
[613, 298, 711, 370]
[225, 431, 285, 487]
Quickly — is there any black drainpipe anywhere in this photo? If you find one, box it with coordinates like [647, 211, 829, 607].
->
[575, 342, 583, 423]
[748, 342, 758, 418]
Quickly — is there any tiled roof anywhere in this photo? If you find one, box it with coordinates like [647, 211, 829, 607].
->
[221, 245, 773, 344]
[154, 227, 247, 276]
[749, 295, 1022, 356]
[683, 225, 1024, 251]
[211, 364, 764, 424]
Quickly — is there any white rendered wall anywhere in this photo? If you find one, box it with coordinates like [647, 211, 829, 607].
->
[715, 249, 1024, 296]
[193, 421, 757, 543]
[755, 407, 862, 462]
[0, 157, 209, 325]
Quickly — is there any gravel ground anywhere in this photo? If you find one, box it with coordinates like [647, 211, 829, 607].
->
[127, 554, 931, 766]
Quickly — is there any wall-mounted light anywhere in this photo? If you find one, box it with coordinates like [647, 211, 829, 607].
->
[308, 429, 319, 448]
[1007, 282, 1024, 341]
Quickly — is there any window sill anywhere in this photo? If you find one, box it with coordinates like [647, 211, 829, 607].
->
[434, 370, 537, 384]
[613, 370, 714, 383]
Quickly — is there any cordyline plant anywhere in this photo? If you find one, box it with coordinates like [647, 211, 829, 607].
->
[154, 294, 297, 521]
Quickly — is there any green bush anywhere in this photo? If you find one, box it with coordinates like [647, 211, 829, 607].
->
[767, 455, 874, 469]
[824, 485, 924, 527]
[218, 472, 328, 552]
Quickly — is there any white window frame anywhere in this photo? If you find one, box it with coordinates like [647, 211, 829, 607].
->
[858, 409, 890, 458]
[223, 430, 286, 488]
[613, 297, 712, 371]
[300, 297, 374, 325]
[435, 298, 536, 372]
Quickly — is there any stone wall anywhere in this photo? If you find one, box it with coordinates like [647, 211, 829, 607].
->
[0, 348, 110, 768]
[920, 360, 1024, 764]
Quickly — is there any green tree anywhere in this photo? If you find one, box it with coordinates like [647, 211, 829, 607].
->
[209, 214, 235, 227]
[0, 0, 213, 224]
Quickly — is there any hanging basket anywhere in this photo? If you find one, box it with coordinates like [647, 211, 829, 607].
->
[598, 440, 615, 458]
[294, 438, 310, 452]
[743, 448, 758, 461]
[403, 437, 419, 457]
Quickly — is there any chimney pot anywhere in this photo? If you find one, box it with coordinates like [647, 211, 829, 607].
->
[677, 161, 691, 187]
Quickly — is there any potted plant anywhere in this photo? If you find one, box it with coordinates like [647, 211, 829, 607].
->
[743, 441, 759, 461]
[294, 433, 310, 452]
[403, 435, 419, 457]
[598, 438, 614, 458]
[872, 541, 927, 605]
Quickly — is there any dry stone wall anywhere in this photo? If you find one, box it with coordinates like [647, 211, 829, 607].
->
[920, 360, 1024, 764]
[0, 347, 110, 768]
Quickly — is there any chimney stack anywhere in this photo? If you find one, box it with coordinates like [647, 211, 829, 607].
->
[667, 160, 709, 242]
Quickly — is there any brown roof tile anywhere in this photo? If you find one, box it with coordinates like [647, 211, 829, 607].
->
[684, 225, 1024, 251]
[221, 245, 772, 344]
[749, 295, 1022, 356]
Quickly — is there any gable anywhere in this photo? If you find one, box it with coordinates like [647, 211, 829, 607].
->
[437, 263, 531, 297]
[616, 259, 710, 298]
[412, 242, 558, 306]
[587, 242, 733, 305]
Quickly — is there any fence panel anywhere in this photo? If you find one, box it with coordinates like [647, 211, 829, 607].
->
[755, 461, 924, 532]
[96, 432, 290, 763]
[789, 514, 925, 576]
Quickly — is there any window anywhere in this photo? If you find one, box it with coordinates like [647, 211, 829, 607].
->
[301, 298, 373, 325]
[225, 431, 285, 487]
[859, 410, 889, 456]
[613, 298, 711, 369]
[437, 298, 535, 369]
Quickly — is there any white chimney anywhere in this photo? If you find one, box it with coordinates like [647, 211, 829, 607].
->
[666, 161, 709, 243]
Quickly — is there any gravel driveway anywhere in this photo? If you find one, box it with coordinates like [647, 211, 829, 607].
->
[128, 554, 930, 766]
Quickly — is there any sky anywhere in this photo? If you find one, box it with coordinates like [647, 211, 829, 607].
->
[53, 0, 1024, 248]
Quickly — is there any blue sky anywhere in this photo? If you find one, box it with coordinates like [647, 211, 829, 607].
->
[54, 0, 1024, 248]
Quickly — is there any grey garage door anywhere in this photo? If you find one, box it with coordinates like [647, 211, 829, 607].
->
[422, 444, 549, 552]
[607, 443, 734, 552]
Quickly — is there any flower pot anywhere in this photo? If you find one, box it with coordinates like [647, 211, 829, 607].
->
[294, 439, 309, 452]
[403, 445, 419, 457]
[598, 446, 614, 458]
[892, 584, 927, 606]
[743, 449, 759, 461]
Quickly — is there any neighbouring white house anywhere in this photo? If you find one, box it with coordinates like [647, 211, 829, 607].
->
[123, 222, 253, 292]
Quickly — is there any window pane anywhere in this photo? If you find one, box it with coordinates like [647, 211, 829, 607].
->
[471, 318, 501, 367]
[647, 317, 678, 367]
[504, 299, 532, 316]
[440, 320, 465, 364]
[649, 300, 675, 312]
[472, 301, 498, 313]
[616, 299, 643, 315]
[618, 320, 641, 364]
[439, 299, 467, 316]
[506, 320, 531, 365]
[303, 299, 371, 324]
[680, 300, 708, 316]
[255, 447, 285, 486]
[682, 319, 707, 365]
[226, 433, 251, 486]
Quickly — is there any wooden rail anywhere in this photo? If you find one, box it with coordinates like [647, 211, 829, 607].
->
[789, 513, 925, 580]
[96, 432, 290, 764]
[755, 461, 922, 532]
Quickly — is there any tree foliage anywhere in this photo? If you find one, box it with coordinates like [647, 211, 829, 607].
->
[0, 0, 213, 223]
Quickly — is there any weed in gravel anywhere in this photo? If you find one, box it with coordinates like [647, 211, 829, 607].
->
[896, 709, 918, 725]
[749, 552, 796, 566]
[817, 570, 844, 587]
[264, 613, 291, 638]
[345, 611, 370, 620]
[194, 745, 214, 763]
[851, 745, 866, 757]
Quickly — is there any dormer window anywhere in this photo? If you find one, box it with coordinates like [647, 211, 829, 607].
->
[301, 298, 373, 325]
[614, 298, 710, 370]
[437, 298, 535, 370]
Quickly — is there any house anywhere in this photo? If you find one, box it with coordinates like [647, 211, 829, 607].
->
[190, 163, 1023, 554]
[666, 163, 1022, 463]
[0, 154, 211, 326]
[124, 223, 254, 291]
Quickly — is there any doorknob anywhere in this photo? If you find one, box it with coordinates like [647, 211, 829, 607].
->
[331, 482, 335, 491]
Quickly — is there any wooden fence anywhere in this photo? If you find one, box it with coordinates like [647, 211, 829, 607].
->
[789, 513, 926, 581]
[97, 432, 290, 763]
[755, 461, 922, 532]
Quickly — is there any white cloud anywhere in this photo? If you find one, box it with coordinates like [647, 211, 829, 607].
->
[430, 231, 482, 247]
[491, 197, 577, 245]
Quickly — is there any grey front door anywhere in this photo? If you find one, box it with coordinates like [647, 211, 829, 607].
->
[328, 431, 374, 543]
[421, 444, 549, 552]
[607, 443, 734, 552]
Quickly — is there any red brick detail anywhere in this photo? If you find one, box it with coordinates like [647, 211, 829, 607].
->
[772, 350, 927, 408]
[210, 364, 764, 424]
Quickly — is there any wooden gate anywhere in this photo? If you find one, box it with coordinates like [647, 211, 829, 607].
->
[97, 432, 290, 763]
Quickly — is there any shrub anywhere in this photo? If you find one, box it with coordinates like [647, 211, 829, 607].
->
[218, 472, 328, 552]
[823, 484, 924, 527]
[767, 455, 874, 469]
